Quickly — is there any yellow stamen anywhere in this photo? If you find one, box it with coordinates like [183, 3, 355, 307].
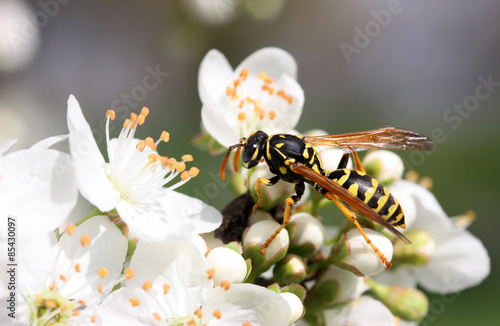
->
[81, 234, 91, 247]
[66, 224, 76, 236]
[98, 267, 109, 278]
[124, 268, 135, 279]
[129, 297, 140, 307]
[106, 110, 116, 120]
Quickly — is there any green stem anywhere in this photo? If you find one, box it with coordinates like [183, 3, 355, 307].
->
[75, 207, 104, 226]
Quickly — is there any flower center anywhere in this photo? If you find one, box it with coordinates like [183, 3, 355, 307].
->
[27, 290, 75, 325]
[105, 108, 198, 206]
[226, 68, 294, 136]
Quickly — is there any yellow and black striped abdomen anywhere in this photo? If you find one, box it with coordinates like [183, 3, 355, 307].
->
[327, 168, 406, 228]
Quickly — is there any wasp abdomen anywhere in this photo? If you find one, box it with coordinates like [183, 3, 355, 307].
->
[325, 169, 406, 228]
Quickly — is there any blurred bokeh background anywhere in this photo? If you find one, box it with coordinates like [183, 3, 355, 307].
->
[1, 0, 499, 324]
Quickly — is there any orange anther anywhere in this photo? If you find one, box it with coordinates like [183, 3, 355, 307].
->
[195, 308, 203, 318]
[106, 110, 116, 120]
[143, 280, 153, 291]
[74, 263, 81, 273]
[124, 268, 135, 279]
[49, 282, 56, 291]
[45, 300, 57, 309]
[238, 99, 245, 109]
[66, 224, 76, 236]
[141, 107, 150, 117]
[145, 137, 156, 150]
[233, 79, 240, 88]
[161, 131, 170, 142]
[238, 112, 246, 121]
[226, 86, 233, 96]
[91, 314, 97, 323]
[189, 167, 200, 178]
[268, 111, 276, 120]
[78, 300, 86, 307]
[98, 283, 104, 293]
[240, 68, 249, 79]
[213, 309, 222, 319]
[163, 283, 170, 294]
[81, 234, 91, 247]
[258, 71, 268, 80]
[285, 95, 293, 104]
[264, 77, 274, 84]
[129, 297, 140, 307]
[182, 154, 193, 162]
[206, 268, 215, 280]
[72, 310, 80, 316]
[242, 322, 253, 326]
[138, 114, 146, 126]
[148, 153, 158, 164]
[59, 274, 67, 282]
[98, 267, 109, 278]
[176, 162, 186, 173]
[136, 140, 146, 152]
[153, 313, 161, 321]
[220, 280, 231, 290]
[123, 119, 131, 129]
[181, 171, 190, 181]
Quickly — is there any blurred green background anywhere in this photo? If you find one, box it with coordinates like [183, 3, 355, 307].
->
[1, 0, 498, 324]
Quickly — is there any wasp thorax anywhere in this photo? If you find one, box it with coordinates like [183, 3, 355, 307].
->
[241, 130, 269, 169]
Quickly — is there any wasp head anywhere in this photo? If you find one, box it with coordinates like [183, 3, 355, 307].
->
[241, 130, 269, 169]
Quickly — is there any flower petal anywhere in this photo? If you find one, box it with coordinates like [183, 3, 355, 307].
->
[201, 103, 240, 147]
[203, 283, 292, 326]
[235, 47, 298, 80]
[325, 296, 397, 326]
[128, 240, 212, 319]
[198, 49, 234, 104]
[67, 95, 120, 212]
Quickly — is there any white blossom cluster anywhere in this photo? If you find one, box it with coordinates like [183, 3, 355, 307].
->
[0, 48, 490, 326]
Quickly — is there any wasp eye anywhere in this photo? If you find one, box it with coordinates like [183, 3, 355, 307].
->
[241, 131, 268, 169]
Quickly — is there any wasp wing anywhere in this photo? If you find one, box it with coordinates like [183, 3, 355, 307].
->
[291, 162, 411, 244]
[303, 126, 435, 153]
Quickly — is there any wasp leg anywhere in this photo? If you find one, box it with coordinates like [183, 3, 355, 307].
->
[253, 175, 281, 212]
[261, 182, 305, 254]
[352, 151, 365, 173]
[337, 153, 350, 169]
[323, 192, 392, 269]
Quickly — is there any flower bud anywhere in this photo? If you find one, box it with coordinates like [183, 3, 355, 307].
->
[273, 254, 307, 286]
[242, 220, 289, 275]
[363, 150, 404, 185]
[248, 163, 294, 210]
[330, 228, 393, 276]
[367, 278, 429, 322]
[286, 212, 325, 257]
[280, 292, 305, 325]
[312, 264, 366, 307]
[206, 246, 248, 285]
[392, 230, 435, 267]
[248, 209, 275, 225]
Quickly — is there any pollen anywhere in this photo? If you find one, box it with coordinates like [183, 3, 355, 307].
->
[213, 309, 222, 319]
[91, 315, 97, 323]
[153, 312, 161, 321]
[124, 268, 135, 279]
[143, 280, 153, 291]
[129, 297, 141, 307]
[74, 263, 81, 272]
[59, 274, 67, 282]
[269, 110, 276, 120]
[98, 267, 109, 278]
[238, 112, 246, 121]
[80, 234, 91, 247]
[66, 224, 76, 236]
[240, 68, 249, 79]
[106, 110, 116, 120]
[196, 308, 203, 318]
[207, 268, 215, 280]
[238, 99, 245, 109]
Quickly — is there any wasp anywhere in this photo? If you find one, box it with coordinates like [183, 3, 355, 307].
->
[220, 127, 435, 268]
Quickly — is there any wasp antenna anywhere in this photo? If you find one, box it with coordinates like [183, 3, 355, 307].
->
[233, 146, 242, 173]
[220, 143, 243, 180]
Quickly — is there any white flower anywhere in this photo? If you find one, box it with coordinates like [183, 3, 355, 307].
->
[67, 95, 222, 241]
[0, 136, 77, 234]
[93, 240, 292, 325]
[0, 215, 128, 325]
[324, 296, 397, 326]
[199, 47, 304, 147]
[384, 180, 490, 293]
